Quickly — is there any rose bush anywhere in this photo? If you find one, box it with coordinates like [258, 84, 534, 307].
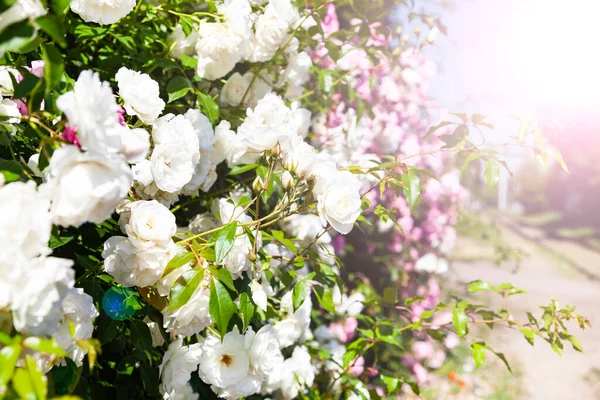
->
[0, 0, 588, 399]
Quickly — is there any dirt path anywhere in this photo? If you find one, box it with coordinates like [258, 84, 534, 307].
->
[452, 231, 600, 400]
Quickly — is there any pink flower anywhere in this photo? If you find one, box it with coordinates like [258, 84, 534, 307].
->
[117, 107, 126, 126]
[412, 341, 434, 360]
[322, 3, 339, 36]
[349, 355, 365, 376]
[26, 60, 45, 78]
[61, 125, 81, 148]
[412, 362, 428, 384]
[444, 332, 459, 349]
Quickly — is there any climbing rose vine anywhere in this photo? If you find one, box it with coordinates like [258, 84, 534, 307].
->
[0, 0, 588, 399]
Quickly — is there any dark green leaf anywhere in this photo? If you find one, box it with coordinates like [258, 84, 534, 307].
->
[14, 73, 39, 99]
[209, 277, 236, 338]
[167, 76, 192, 103]
[0, 0, 15, 13]
[238, 292, 254, 330]
[36, 16, 66, 47]
[42, 43, 64, 91]
[129, 320, 154, 353]
[0, 21, 35, 55]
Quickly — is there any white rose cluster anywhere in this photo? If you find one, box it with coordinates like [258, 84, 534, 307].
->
[102, 200, 179, 288]
[0, 181, 98, 368]
[169, 0, 312, 103]
[132, 108, 217, 206]
[69, 0, 137, 25]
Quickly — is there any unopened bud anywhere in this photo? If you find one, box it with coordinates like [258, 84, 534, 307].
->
[281, 171, 294, 189]
[414, 25, 421, 36]
[248, 250, 257, 262]
[252, 176, 264, 193]
[427, 27, 439, 44]
[272, 142, 281, 156]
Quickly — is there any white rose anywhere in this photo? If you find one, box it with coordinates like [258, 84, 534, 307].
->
[274, 290, 312, 348]
[0, 99, 21, 123]
[42, 146, 132, 227]
[277, 346, 315, 400]
[238, 93, 295, 152]
[143, 316, 165, 347]
[188, 212, 220, 234]
[11, 256, 75, 336]
[0, 0, 46, 35]
[220, 72, 250, 106]
[152, 113, 200, 163]
[279, 50, 312, 99]
[0, 67, 18, 95]
[120, 126, 150, 164]
[69, 0, 136, 25]
[183, 109, 213, 152]
[116, 67, 165, 124]
[282, 213, 330, 245]
[150, 142, 195, 193]
[247, 325, 283, 377]
[159, 339, 203, 394]
[250, 280, 267, 311]
[182, 156, 217, 196]
[198, 329, 261, 398]
[53, 288, 99, 366]
[102, 236, 174, 287]
[56, 70, 123, 154]
[163, 276, 212, 337]
[332, 286, 365, 317]
[195, 24, 243, 81]
[281, 137, 316, 178]
[125, 200, 176, 249]
[0, 249, 27, 309]
[316, 170, 362, 235]
[162, 382, 198, 400]
[251, 12, 289, 62]
[211, 121, 260, 167]
[169, 24, 199, 59]
[415, 253, 448, 274]
[0, 181, 52, 259]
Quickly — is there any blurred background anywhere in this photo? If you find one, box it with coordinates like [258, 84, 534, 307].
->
[403, 0, 600, 398]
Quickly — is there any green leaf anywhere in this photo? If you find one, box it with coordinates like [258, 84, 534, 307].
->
[36, 16, 66, 47]
[208, 266, 237, 293]
[546, 147, 569, 173]
[14, 73, 40, 99]
[168, 268, 205, 311]
[519, 327, 535, 346]
[471, 343, 485, 368]
[214, 222, 237, 266]
[41, 43, 64, 91]
[0, 0, 16, 13]
[314, 286, 335, 313]
[441, 124, 469, 148]
[129, 320, 154, 353]
[424, 121, 452, 138]
[179, 55, 198, 69]
[228, 163, 259, 175]
[381, 375, 399, 393]
[452, 308, 468, 337]
[13, 356, 47, 400]
[467, 280, 493, 293]
[238, 292, 254, 330]
[23, 337, 67, 357]
[197, 92, 219, 125]
[0, 343, 21, 396]
[0, 21, 35, 55]
[167, 76, 192, 103]
[209, 277, 236, 338]
[461, 152, 483, 172]
[401, 170, 420, 211]
[566, 335, 583, 352]
[49, 359, 79, 396]
[0, 159, 25, 182]
[292, 281, 309, 312]
[161, 251, 194, 278]
[382, 287, 398, 304]
[471, 113, 487, 125]
[450, 112, 468, 122]
[492, 350, 513, 373]
[484, 159, 500, 194]
[51, 0, 70, 16]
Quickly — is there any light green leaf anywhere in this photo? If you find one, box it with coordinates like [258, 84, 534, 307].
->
[238, 292, 254, 330]
[452, 308, 468, 337]
[208, 266, 237, 293]
[23, 337, 66, 357]
[0, 21, 35, 55]
[214, 222, 237, 266]
[42, 43, 64, 92]
[401, 170, 420, 211]
[381, 375, 399, 393]
[161, 251, 194, 278]
[292, 281, 309, 312]
[197, 92, 219, 125]
[228, 163, 259, 176]
[168, 268, 205, 311]
[467, 280, 493, 293]
[209, 277, 236, 338]
[36, 16, 66, 47]
[484, 159, 500, 193]
[0, 343, 21, 396]
[471, 343, 485, 368]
